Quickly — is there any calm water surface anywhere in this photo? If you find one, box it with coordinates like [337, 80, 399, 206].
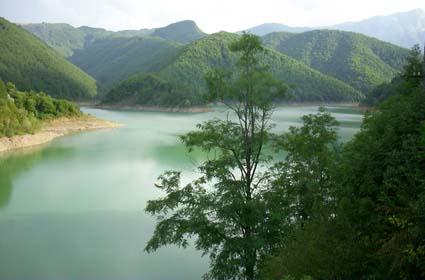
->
[0, 105, 363, 280]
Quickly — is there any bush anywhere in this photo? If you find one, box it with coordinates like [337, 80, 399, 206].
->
[0, 81, 81, 137]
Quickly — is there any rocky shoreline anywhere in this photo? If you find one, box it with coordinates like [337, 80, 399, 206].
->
[0, 115, 121, 153]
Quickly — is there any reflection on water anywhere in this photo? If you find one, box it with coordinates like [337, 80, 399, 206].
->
[0, 105, 363, 280]
[0, 146, 76, 209]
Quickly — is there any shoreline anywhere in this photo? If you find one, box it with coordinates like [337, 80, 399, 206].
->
[0, 115, 121, 154]
[87, 102, 361, 113]
[92, 104, 213, 113]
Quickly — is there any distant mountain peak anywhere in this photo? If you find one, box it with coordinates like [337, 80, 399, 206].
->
[167, 19, 199, 26]
[330, 9, 425, 48]
[151, 20, 206, 43]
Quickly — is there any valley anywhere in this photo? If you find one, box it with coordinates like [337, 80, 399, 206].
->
[0, 4, 424, 280]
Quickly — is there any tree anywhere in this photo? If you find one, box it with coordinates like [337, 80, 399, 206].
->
[402, 44, 423, 89]
[363, 45, 424, 107]
[261, 49, 425, 280]
[145, 34, 287, 280]
[260, 110, 353, 280]
[272, 108, 339, 224]
[0, 79, 8, 99]
[336, 89, 425, 279]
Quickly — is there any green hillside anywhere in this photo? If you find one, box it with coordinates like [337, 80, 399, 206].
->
[23, 20, 202, 57]
[262, 30, 409, 93]
[151, 20, 206, 43]
[0, 80, 81, 137]
[22, 23, 88, 57]
[103, 32, 363, 107]
[22, 23, 152, 57]
[69, 36, 183, 89]
[0, 18, 97, 100]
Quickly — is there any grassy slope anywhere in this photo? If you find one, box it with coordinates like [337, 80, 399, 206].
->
[0, 18, 97, 100]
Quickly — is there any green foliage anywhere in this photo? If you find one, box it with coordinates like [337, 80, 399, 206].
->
[361, 76, 403, 106]
[0, 81, 81, 137]
[272, 108, 339, 223]
[263, 30, 409, 93]
[0, 98, 39, 137]
[22, 23, 89, 57]
[262, 85, 425, 279]
[402, 44, 424, 88]
[151, 20, 206, 43]
[336, 90, 425, 279]
[23, 21, 197, 57]
[102, 73, 198, 107]
[363, 44, 424, 106]
[145, 34, 289, 280]
[23, 23, 152, 57]
[0, 17, 97, 100]
[69, 36, 182, 89]
[260, 110, 350, 280]
[0, 78, 7, 98]
[105, 32, 362, 106]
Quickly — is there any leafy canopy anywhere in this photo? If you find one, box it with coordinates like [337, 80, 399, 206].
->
[145, 34, 288, 280]
[0, 81, 81, 137]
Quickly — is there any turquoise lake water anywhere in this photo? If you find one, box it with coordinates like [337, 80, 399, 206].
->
[0, 106, 363, 280]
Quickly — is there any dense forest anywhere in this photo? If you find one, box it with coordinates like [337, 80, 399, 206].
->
[23, 20, 204, 57]
[14, 17, 413, 107]
[69, 36, 183, 89]
[145, 34, 425, 280]
[262, 30, 409, 93]
[0, 8, 424, 280]
[0, 18, 97, 100]
[0, 79, 81, 137]
[102, 32, 363, 106]
[363, 44, 425, 106]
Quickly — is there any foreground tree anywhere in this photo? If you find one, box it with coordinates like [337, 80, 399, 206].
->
[145, 34, 287, 280]
[362, 45, 424, 107]
[336, 89, 425, 279]
[261, 110, 351, 280]
[402, 44, 424, 89]
[262, 50, 425, 280]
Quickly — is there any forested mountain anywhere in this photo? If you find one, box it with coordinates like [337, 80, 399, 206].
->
[262, 30, 409, 93]
[242, 9, 425, 48]
[22, 23, 151, 57]
[23, 23, 88, 57]
[241, 23, 311, 36]
[151, 20, 206, 43]
[103, 32, 362, 106]
[330, 9, 425, 48]
[17, 14, 415, 106]
[69, 36, 182, 89]
[0, 18, 97, 100]
[23, 20, 204, 57]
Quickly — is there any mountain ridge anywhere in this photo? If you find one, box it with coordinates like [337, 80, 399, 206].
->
[243, 9, 425, 48]
[23, 20, 206, 57]
[102, 32, 363, 107]
[262, 29, 409, 93]
[0, 17, 97, 100]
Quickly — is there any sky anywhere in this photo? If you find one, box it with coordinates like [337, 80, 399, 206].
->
[1, 0, 425, 33]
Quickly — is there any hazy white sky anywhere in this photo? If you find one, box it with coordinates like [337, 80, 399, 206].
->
[1, 0, 424, 32]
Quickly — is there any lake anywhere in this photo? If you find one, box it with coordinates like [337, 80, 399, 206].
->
[0, 105, 363, 280]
